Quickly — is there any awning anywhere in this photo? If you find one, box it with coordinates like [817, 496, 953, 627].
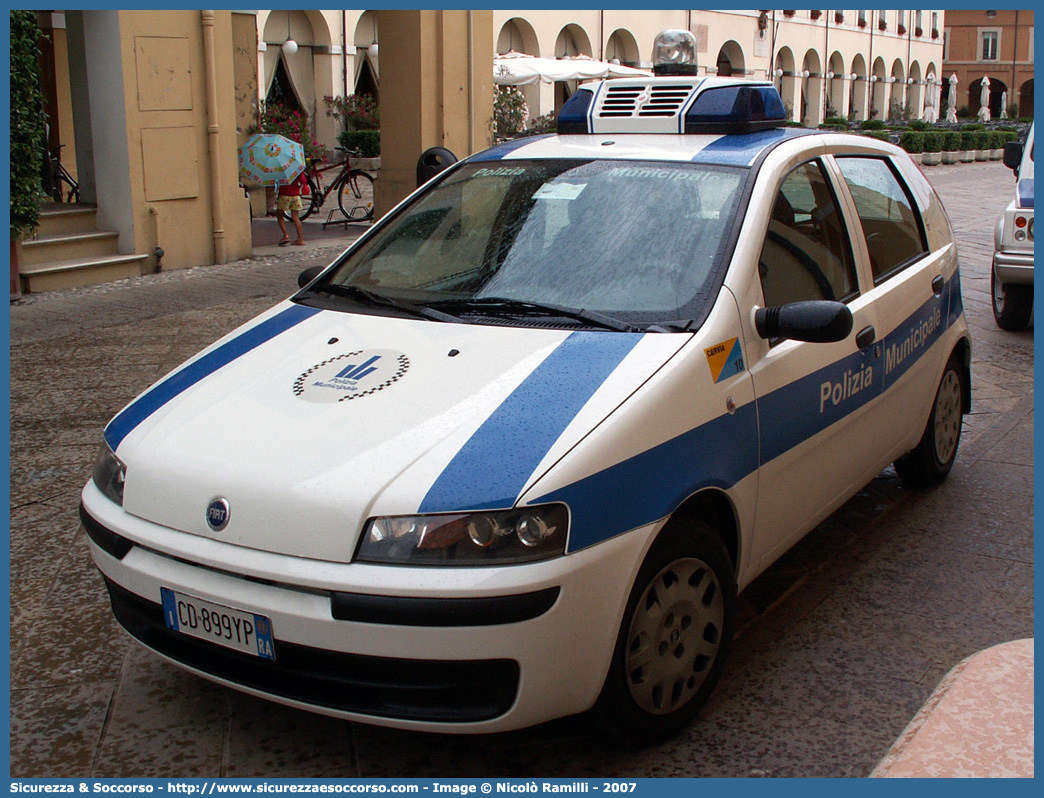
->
[494, 52, 652, 86]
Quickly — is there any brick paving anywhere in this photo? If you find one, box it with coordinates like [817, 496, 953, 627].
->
[7, 161, 1033, 777]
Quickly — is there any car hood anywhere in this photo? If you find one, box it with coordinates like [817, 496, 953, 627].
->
[111, 302, 689, 562]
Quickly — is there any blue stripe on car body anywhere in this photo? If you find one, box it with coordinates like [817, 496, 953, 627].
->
[419, 331, 644, 513]
[536, 274, 961, 553]
[104, 304, 321, 452]
[696, 128, 814, 167]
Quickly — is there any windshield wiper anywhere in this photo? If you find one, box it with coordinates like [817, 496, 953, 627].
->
[429, 297, 641, 333]
[311, 283, 461, 324]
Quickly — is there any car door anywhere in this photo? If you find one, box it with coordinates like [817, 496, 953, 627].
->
[829, 154, 950, 467]
[742, 158, 882, 573]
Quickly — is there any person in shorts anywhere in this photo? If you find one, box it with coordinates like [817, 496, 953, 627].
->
[276, 170, 309, 246]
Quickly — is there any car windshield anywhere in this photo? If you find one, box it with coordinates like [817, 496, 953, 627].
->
[315, 159, 747, 330]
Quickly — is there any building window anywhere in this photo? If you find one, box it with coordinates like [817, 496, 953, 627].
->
[981, 30, 999, 61]
[932, 12, 939, 34]
[943, 29, 951, 60]
[1029, 28, 1035, 63]
[858, 10, 867, 28]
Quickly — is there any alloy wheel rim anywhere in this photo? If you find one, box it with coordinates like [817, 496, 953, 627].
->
[625, 557, 724, 715]
[933, 370, 962, 465]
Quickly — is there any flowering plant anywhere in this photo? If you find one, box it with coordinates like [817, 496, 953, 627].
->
[251, 100, 322, 161]
[324, 94, 380, 132]
[494, 86, 529, 140]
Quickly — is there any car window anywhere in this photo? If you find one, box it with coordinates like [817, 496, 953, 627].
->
[757, 160, 858, 308]
[835, 157, 929, 283]
[326, 159, 747, 326]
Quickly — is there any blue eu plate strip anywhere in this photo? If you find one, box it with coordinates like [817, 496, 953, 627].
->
[104, 304, 321, 452]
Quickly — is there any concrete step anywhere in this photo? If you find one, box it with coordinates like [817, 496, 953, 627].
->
[37, 203, 99, 236]
[21, 230, 120, 266]
[19, 253, 149, 294]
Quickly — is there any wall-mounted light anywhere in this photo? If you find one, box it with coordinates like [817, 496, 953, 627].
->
[774, 68, 784, 77]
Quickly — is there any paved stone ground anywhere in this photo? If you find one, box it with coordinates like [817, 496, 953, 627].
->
[8, 161, 1033, 778]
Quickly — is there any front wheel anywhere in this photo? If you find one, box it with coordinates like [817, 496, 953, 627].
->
[991, 267, 1033, 331]
[338, 170, 375, 221]
[595, 521, 735, 745]
[894, 356, 964, 487]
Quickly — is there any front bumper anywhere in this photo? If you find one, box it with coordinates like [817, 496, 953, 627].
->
[993, 249, 1035, 285]
[80, 481, 652, 733]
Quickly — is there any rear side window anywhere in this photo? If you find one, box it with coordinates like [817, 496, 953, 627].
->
[835, 157, 929, 283]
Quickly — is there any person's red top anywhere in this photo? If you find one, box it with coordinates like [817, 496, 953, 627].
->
[278, 171, 309, 196]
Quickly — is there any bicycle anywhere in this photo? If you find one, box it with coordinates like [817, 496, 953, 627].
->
[49, 144, 80, 204]
[284, 147, 375, 224]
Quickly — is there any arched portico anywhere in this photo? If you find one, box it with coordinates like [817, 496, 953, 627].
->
[605, 28, 640, 67]
[774, 47, 798, 122]
[715, 40, 745, 78]
[801, 50, 823, 127]
[849, 54, 868, 121]
[827, 51, 847, 118]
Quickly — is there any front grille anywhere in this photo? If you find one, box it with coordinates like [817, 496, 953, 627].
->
[104, 578, 520, 723]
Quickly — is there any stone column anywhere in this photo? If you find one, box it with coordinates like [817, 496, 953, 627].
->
[375, 10, 494, 216]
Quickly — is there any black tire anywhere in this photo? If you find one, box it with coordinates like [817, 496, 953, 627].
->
[281, 175, 321, 223]
[991, 267, 1033, 331]
[894, 356, 964, 487]
[595, 520, 736, 745]
[338, 170, 375, 221]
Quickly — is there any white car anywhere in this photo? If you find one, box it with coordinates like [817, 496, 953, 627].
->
[992, 123, 1034, 330]
[82, 34, 971, 743]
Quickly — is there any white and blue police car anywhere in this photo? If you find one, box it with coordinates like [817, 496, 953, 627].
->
[993, 122, 1034, 330]
[82, 31, 971, 742]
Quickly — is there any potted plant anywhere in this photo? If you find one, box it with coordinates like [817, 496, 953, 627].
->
[900, 130, 924, 159]
[987, 131, 1004, 160]
[835, 11, 844, 24]
[974, 130, 990, 161]
[783, 10, 795, 19]
[858, 16, 868, 29]
[915, 26, 923, 37]
[959, 130, 976, 162]
[325, 94, 381, 169]
[942, 131, 960, 164]
[879, 18, 887, 31]
[898, 24, 907, 36]
[921, 131, 942, 166]
[810, 10, 821, 21]
[931, 28, 939, 39]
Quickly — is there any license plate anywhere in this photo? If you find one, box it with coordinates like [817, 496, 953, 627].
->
[161, 588, 275, 661]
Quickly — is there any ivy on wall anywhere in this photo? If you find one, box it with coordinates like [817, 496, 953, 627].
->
[10, 10, 46, 238]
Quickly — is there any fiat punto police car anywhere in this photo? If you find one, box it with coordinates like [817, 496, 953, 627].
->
[82, 32, 970, 742]
[992, 123, 1034, 330]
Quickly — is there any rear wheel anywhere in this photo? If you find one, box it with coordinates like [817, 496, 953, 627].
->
[991, 267, 1033, 331]
[595, 520, 735, 744]
[338, 171, 375, 221]
[894, 356, 964, 487]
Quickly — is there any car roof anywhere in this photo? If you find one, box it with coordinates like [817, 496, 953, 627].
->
[472, 127, 826, 168]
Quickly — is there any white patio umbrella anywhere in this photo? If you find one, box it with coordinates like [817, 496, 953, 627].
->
[978, 76, 992, 122]
[922, 71, 938, 124]
[1000, 91, 1008, 119]
[494, 52, 652, 85]
[947, 73, 959, 124]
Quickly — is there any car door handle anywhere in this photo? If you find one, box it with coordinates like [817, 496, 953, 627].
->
[931, 275, 945, 296]
[856, 325, 876, 349]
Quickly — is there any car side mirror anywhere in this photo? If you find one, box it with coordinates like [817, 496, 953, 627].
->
[1003, 141, 1023, 174]
[755, 300, 853, 343]
[298, 265, 324, 288]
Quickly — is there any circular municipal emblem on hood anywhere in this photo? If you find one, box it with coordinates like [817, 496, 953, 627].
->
[206, 498, 230, 531]
[293, 349, 410, 404]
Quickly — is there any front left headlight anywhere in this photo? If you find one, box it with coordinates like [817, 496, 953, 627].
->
[92, 441, 126, 506]
[355, 504, 569, 565]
